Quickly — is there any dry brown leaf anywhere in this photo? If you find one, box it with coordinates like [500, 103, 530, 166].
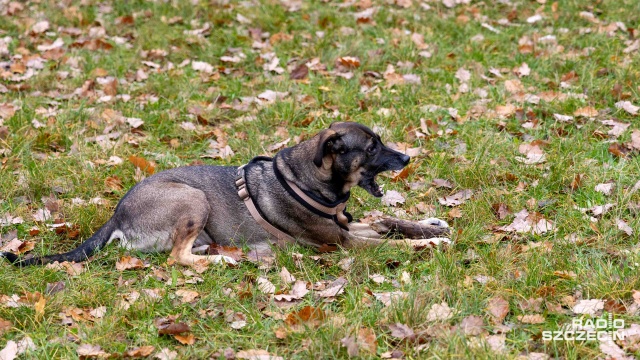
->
[124, 346, 155, 357]
[0, 318, 12, 335]
[497, 209, 555, 235]
[236, 349, 283, 360]
[492, 203, 511, 220]
[207, 244, 244, 262]
[438, 189, 473, 207]
[155, 317, 190, 335]
[460, 315, 485, 335]
[285, 306, 326, 327]
[128, 155, 155, 175]
[574, 106, 598, 117]
[336, 56, 361, 69]
[175, 289, 199, 303]
[629, 129, 640, 150]
[388, 323, 415, 340]
[77, 344, 110, 359]
[432, 178, 453, 188]
[279, 267, 296, 284]
[357, 327, 377, 355]
[372, 291, 407, 307]
[316, 277, 347, 298]
[517, 314, 545, 324]
[487, 297, 509, 323]
[257, 277, 276, 294]
[608, 143, 629, 158]
[617, 219, 633, 236]
[426, 302, 454, 321]
[174, 333, 195, 345]
[573, 299, 604, 316]
[115, 256, 145, 271]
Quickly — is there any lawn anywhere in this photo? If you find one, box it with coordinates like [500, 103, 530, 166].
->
[1, 0, 640, 358]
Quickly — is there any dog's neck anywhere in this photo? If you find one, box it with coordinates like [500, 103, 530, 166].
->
[274, 145, 350, 204]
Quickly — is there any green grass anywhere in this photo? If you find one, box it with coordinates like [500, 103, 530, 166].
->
[2, 0, 640, 358]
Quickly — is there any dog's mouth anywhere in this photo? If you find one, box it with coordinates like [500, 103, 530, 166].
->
[358, 175, 383, 197]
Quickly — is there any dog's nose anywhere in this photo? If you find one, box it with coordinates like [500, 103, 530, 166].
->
[400, 154, 410, 166]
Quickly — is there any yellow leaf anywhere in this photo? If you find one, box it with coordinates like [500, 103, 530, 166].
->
[35, 296, 45, 320]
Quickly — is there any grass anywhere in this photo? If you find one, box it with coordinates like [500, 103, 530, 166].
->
[1, 0, 640, 358]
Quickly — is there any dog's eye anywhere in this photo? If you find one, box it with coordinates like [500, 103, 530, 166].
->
[367, 143, 378, 154]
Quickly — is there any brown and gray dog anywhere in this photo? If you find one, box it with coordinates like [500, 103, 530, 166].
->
[2, 122, 450, 267]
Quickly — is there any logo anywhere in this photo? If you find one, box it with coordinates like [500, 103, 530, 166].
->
[542, 314, 626, 341]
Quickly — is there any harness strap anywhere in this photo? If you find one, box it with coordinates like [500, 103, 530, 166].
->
[236, 165, 296, 247]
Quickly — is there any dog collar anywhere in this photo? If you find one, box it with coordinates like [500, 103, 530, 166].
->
[272, 157, 352, 231]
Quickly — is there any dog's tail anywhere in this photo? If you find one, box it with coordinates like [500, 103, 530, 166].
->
[1, 219, 119, 267]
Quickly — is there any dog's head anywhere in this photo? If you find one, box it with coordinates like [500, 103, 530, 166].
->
[313, 122, 410, 197]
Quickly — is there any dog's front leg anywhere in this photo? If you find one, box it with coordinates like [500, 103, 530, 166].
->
[342, 233, 451, 249]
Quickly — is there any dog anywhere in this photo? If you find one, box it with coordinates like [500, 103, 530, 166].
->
[1, 122, 450, 267]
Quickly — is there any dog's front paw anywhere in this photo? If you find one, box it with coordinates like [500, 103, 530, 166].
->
[419, 217, 449, 228]
[210, 255, 238, 265]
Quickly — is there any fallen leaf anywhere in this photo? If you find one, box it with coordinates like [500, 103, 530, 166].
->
[356, 327, 377, 355]
[608, 143, 629, 157]
[573, 299, 604, 316]
[497, 209, 555, 235]
[279, 267, 296, 284]
[124, 346, 155, 357]
[427, 302, 454, 322]
[236, 349, 283, 360]
[128, 155, 155, 175]
[0, 318, 12, 335]
[432, 178, 453, 188]
[574, 106, 598, 117]
[459, 315, 485, 335]
[381, 190, 405, 206]
[77, 344, 109, 359]
[487, 297, 509, 323]
[155, 317, 190, 335]
[341, 336, 359, 357]
[285, 306, 326, 327]
[615, 101, 639, 115]
[438, 189, 473, 207]
[0, 340, 18, 360]
[207, 244, 244, 262]
[34, 296, 45, 319]
[372, 291, 407, 307]
[369, 274, 386, 284]
[595, 182, 614, 195]
[516, 143, 546, 164]
[486, 334, 506, 353]
[617, 219, 633, 236]
[154, 348, 177, 360]
[174, 333, 195, 345]
[336, 56, 361, 69]
[116, 256, 145, 271]
[316, 277, 347, 298]
[517, 314, 545, 324]
[257, 277, 276, 294]
[388, 323, 415, 340]
[492, 203, 511, 220]
[175, 289, 199, 303]
[290, 63, 308, 80]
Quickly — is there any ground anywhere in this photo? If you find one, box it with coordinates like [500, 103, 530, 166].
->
[1, 0, 640, 359]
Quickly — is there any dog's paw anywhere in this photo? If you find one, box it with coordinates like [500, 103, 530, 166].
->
[419, 217, 449, 228]
[410, 237, 452, 247]
[210, 255, 238, 265]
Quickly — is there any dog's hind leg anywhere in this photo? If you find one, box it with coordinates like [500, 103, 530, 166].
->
[167, 208, 236, 266]
[118, 182, 236, 266]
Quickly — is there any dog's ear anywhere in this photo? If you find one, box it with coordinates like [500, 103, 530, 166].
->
[313, 129, 340, 167]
